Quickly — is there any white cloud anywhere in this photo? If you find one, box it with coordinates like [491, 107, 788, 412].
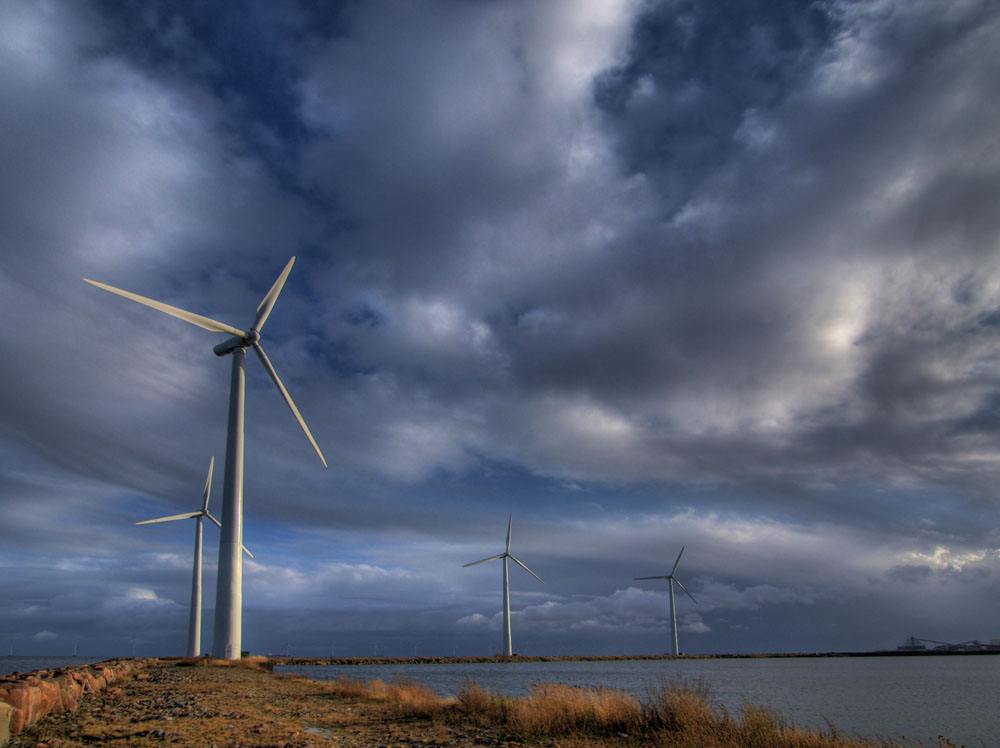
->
[899, 546, 1000, 572]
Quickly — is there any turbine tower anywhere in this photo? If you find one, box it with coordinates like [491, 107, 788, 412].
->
[463, 515, 543, 657]
[85, 256, 327, 659]
[634, 546, 697, 656]
[135, 456, 253, 657]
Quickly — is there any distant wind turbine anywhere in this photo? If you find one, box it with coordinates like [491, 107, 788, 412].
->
[634, 546, 697, 656]
[463, 515, 543, 657]
[85, 256, 327, 659]
[135, 456, 252, 657]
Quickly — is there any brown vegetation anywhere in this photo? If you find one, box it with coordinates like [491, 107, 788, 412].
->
[315, 672, 902, 747]
[319, 675, 451, 717]
[9, 659, 927, 747]
[172, 655, 273, 670]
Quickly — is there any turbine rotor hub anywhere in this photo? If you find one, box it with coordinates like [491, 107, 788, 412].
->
[246, 328, 261, 344]
[213, 335, 249, 357]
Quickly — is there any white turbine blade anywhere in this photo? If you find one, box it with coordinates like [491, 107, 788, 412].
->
[202, 510, 249, 556]
[462, 553, 504, 568]
[135, 511, 201, 525]
[254, 256, 295, 332]
[505, 514, 512, 554]
[674, 577, 697, 604]
[252, 342, 328, 467]
[83, 279, 246, 337]
[671, 546, 686, 575]
[509, 554, 543, 583]
[633, 575, 669, 580]
[202, 456, 215, 513]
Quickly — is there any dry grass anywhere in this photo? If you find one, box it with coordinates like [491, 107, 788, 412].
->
[320, 675, 452, 718]
[321, 675, 901, 747]
[173, 655, 273, 671]
[457, 681, 644, 736]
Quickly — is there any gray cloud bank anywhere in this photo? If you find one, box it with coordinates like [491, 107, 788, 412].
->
[2, 0, 1000, 656]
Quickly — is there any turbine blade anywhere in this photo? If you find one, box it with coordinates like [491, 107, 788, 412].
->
[462, 553, 504, 568]
[674, 577, 697, 604]
[671, 546, 686, 575]
[252, 342, 327, 467]
[202, 456, 215, 513]
[242, 544, 255, 559]
[135, 511, 201, 525]
[83, 279, 246, 337]
[254, 256, 296, 332]
[509, 554, 543, 583]
[505, 514, 512, 554]
[633, 575, 669, 580]
[205, 512, 223, 530]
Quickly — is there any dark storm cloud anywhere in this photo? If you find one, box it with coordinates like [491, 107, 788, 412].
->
[3, 0, 1000, 656]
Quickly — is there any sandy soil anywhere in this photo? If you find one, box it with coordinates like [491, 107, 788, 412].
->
[11, 660, 518, 748]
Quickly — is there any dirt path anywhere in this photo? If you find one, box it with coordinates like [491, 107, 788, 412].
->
[11, 661, 517, 748]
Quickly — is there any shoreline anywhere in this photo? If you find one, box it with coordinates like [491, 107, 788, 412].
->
[7, 658, 900, 747]
[272, 648, 1000, 666]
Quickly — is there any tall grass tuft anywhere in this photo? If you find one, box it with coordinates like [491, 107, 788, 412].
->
[320, 675, 450, 718]
[320, 674, 901, 746]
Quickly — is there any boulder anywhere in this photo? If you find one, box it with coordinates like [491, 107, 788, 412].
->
[0, 702, 12, 745]
[0, 660, 150, 745]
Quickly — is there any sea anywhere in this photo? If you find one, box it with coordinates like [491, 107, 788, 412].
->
[277, 656, 999, 747]
[4, 655, 995, 746]
[1, 656, 98, 676]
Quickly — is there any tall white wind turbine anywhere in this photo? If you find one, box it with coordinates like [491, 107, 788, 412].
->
[463, 515, 543, 657]
[85, 257, 327, 659]
[135, 456, 253, 658]
[634, 546, 697, 656]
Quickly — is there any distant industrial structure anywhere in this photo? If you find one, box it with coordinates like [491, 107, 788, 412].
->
[897, 636, 1000, 652]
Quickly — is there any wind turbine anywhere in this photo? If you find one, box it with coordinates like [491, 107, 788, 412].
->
[634, 546, 697, 656]
[135, 456, 253, 657]
[84, 256, 327, 659]
[463, 515, 543, 657]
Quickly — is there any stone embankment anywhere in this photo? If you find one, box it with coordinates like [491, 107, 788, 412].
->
[0, 659, 150, 745]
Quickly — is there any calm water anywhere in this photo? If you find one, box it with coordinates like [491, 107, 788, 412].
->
[0, 656, 98, 676]
[279, 656, 1000, 747]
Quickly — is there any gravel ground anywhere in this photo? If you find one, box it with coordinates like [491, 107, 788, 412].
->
[10, 661, 524, 748]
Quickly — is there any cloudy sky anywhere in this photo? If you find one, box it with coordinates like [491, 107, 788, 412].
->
[3, 0, 1000, 658]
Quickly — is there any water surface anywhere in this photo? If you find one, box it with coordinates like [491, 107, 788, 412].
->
[280, 656, 998, 746]
[1, 656, 98, 676]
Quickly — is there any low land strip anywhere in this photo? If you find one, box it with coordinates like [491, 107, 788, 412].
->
[7, 658, 919, 747]
[275, 649, 1000, 667]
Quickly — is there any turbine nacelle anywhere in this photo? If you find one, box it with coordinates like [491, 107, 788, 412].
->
[214, 336, 248, 357]
[213, 329, 261, 357]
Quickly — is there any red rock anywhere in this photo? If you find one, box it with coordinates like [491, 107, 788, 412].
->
[3, 684, 41, 734]
[0, 701, 11, 745]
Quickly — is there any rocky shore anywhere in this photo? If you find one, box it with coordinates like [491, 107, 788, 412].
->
[0, 659, 149, 745]
[6, 658, 898, 747]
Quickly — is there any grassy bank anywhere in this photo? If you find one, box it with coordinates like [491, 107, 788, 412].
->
[12, 659, 936, 746]
[317, 674, 905, 747]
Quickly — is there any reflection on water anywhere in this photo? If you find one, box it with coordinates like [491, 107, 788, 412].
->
[280, 656, 998, 746]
